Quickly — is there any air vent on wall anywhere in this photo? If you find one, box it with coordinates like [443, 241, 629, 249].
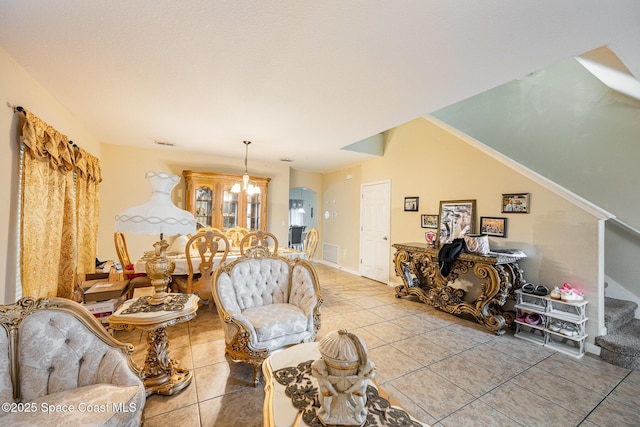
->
[154, 140, 175, 147]
[322, 243, 338, 264]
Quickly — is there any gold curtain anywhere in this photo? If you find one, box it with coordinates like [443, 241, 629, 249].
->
[75, 148, 102, 276]
[19, 111, 101, 299]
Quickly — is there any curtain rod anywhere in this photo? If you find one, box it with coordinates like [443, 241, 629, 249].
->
[13, 105, 78, 148]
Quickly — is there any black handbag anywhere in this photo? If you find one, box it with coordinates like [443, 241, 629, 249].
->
[438, 238, 465, 277]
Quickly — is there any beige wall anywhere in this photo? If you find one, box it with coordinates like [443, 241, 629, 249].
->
[98, 143, 291, 263]
[0, 47, 606, 343]
[322, 117, 605, 342]
[321, 164, 363, 270]
[0, 47, 101, 303]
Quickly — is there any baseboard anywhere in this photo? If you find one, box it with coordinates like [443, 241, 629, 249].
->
[586, 342, 602, 356]
[316, 260, 360, 276]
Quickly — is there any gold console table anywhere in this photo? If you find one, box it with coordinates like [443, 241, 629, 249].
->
[393, 242, 526, 335]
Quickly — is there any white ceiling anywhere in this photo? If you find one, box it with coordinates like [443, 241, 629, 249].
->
[1, 1, 639, 172]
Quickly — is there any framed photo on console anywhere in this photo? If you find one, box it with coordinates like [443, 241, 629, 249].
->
[480, 216, 507, 237]
[438, 199, 476, 245]
[404, 197, 419, 212]
[502, 193, 530, 213]
[421, 214, 438, 229]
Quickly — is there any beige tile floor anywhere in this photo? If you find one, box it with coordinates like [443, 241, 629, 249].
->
[114, 263, 640, 427]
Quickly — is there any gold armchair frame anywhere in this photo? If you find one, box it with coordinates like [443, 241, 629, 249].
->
[0, 297, 142, 397]
[212, 240, 322, 386]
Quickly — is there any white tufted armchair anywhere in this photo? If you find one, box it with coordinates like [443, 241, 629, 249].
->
[212, 233, 323, 385]
[0, 297, 145, 426]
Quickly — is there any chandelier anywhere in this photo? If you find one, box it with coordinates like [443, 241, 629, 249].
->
[231, 140, 261, 194]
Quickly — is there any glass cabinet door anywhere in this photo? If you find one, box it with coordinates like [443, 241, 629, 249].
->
[246, 193, 261, 230]
[184, 171, 269, 232]
[195, 186, 213, 227]
[222, 189, 238, 229]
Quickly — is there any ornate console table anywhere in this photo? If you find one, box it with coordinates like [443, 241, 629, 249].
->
[393, 242, 526, 335]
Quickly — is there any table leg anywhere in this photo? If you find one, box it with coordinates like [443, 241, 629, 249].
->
[143, 326, 192, 396]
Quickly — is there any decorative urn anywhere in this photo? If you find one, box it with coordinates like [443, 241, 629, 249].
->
[311, 328, 375, 426]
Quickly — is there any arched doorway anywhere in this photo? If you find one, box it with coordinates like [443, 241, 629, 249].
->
[288, 187, 318, 248]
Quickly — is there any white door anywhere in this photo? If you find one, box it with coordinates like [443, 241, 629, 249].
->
[360, 180, 391, 283]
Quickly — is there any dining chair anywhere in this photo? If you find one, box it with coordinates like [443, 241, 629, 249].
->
[303, 228, 319, 260]
[188, 227, 223, 249]
[225, 226, 250, 247]
[183, 229, 230, 307]
[239, 230, 279, 257]
[113, 232, 152, 296]
[289, 226, 304, 250]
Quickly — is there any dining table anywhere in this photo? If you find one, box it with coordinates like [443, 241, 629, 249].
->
[133, 246, 308, 276]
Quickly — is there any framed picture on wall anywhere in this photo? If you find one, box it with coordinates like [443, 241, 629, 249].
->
[502, 193, 530, 213]
[404, 197, 419, 212]
[421, 214, 439, 229]
[437, 199, 476, 245]
[480, 216, 507, 237]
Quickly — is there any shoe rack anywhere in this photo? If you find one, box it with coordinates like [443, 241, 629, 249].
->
[514, 289, 588, 358]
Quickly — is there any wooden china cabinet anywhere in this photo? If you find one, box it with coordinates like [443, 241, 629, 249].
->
[183, 170, 270, 231]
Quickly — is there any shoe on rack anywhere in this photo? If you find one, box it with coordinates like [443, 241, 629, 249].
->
[559, 324, 579, 337]
[533, 285, 549, 296]
[561, 282, 573, 292]
[516, 313, 528, 323]
[548, 321, 562, 332]
[550, 287, 562, 300]
[562, 289, 585, 302]
[522, 283, 535, 294]
[525, 313, 544, 326]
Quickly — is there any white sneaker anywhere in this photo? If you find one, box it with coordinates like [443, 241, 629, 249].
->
[559, 324, 579, 337]
[562, 289, 584, 302]
[548, 321, 562, 332]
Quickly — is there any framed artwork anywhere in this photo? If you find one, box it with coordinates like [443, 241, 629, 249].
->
[404, 197, 419, 212]
[438, 199, 476, 245]
[502, 193, 530, 213]
[480, 216, 507, 237]
[421, 214, 439, 229]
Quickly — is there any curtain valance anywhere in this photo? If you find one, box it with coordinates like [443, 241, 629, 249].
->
[21, 111, 75, 172]
[75, 148, 103, 183]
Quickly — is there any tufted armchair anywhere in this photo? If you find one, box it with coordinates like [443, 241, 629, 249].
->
[212, 231, 323, 385]
[0, 297, 145, 426]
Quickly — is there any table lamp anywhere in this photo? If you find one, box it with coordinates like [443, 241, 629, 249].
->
[115, 171, 196, 305]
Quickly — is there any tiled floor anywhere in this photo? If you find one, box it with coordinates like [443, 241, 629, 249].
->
[114, 263, 640, 426]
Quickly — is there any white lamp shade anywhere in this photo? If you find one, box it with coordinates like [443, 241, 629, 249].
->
[115, 172, 196, 237]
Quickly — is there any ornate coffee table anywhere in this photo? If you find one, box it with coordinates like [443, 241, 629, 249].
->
[262, 342, 430, 427]
[109, 293, 199, 396]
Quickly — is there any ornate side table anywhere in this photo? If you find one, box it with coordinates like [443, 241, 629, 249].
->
[393, 242, 526, 335]
[109, 293, 199, 396]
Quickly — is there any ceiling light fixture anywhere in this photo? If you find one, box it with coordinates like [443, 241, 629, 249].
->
[297, 188, 306, 213]
[231, 141, 261, 194]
